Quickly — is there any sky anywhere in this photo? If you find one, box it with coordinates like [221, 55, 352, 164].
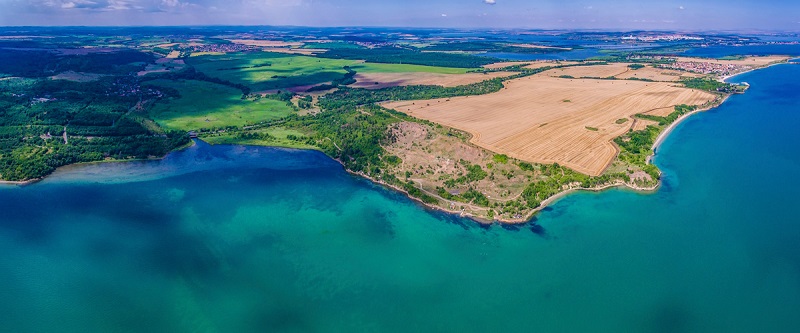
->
[0, 0, 799, 31]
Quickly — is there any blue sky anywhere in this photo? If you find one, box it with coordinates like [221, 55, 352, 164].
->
[0, 0, 798, 30]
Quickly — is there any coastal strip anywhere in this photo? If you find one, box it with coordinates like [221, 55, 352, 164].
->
[651, 95, 730, 154]
[393, 60, 793, 224]
[3, 59, 791, 225]
[655, 59, 791, 153]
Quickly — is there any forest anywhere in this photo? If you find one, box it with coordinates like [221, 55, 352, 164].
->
[0, 49, 154, 77]
[423, 41, 568, 54]
[319, 47, 496, 68]
[0, 51, 190, 181]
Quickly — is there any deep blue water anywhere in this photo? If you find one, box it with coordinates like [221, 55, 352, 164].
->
[1, 63, 800, 332]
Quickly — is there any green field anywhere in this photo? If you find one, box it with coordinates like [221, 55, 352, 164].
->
[186, 52, 358, 91]
[202, 127, 315, 149]
[186, 52, 479, 92]
[301, 42, 364, 49]
[351, 63, 472, 74]
[144, 79, 295, 130]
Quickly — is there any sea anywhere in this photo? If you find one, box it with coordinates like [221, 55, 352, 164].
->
[1, 62, 800, 332]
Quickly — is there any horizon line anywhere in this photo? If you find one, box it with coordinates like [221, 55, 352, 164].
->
[1, 25, 799, 34]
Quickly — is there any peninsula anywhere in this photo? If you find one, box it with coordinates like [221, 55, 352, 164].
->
[0, 27, 790, 222]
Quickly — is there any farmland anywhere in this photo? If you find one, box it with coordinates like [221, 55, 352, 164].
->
[383, 74, 716, 176]
[186, 52, 484, 92]
[186, 52, 358, 92]
[542, 63, 631, 78]
[144, 79, 295, 130]
[0, 27, 774, 221]
[482, 60, 580, 70]
[350, 71, 514, 89]
[615, 66, 703, 82]
[351, 63, 473, 74]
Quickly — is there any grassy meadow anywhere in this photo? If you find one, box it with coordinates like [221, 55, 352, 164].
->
[144, 79, 295, 131]
[351, 63, 472, 74]
[186, 52, 480, 92]
[202, 127, 316, 149]
[186, 52, 357, 91]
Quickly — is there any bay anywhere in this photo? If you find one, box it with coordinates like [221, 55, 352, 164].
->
[1, 63, 799, 333]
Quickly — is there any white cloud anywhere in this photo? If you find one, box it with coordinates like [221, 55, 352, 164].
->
[679, 6, 685, 10]
[483, 0, 496, 5]
[105, 0, 133, 10]
[37, 0, 136, 11]
[441, 13, 447, 17]
[249, 0, 306, 7]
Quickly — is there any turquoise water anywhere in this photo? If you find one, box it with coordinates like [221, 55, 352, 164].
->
[2, 63, 800, 332]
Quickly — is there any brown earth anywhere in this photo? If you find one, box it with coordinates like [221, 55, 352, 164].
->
[615, 66, 703, 82]
[542, 63, 632, 78]
[383, 74, 716, 176]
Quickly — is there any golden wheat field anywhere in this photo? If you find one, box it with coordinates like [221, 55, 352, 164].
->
[615, 66, 703, 81]
[350, 72, 514, 89]
[642, 106, 681, 117]
[542, 63, 632, 78]
[382, 75, 716, 176]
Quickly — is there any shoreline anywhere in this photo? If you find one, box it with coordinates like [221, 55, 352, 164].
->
[388, 61, 790, 224]
[0, 179, 40, 186]
[651, 94, 730, 155]
[350, 163, 658, 224]
[3, 60, 788, 223]
[716, 59, 789, 83]
[0, 140, 197, 187]
[652, 59, 792, 156]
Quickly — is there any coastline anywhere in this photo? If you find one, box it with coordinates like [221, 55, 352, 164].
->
[651, 95, 730, 155]
[351, 163, 658, 224]
[0, 96, 726, 223]
[390, 62, 790, 224]
[3, 61, 788, 223]
[0, 179, 40, 186]
[0, 140, 197, 187]
[716, 59, 789, 83]
[652, 59, 791, 155]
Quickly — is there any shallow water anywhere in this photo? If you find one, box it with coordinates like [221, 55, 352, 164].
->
[1, 64, 800, 332]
